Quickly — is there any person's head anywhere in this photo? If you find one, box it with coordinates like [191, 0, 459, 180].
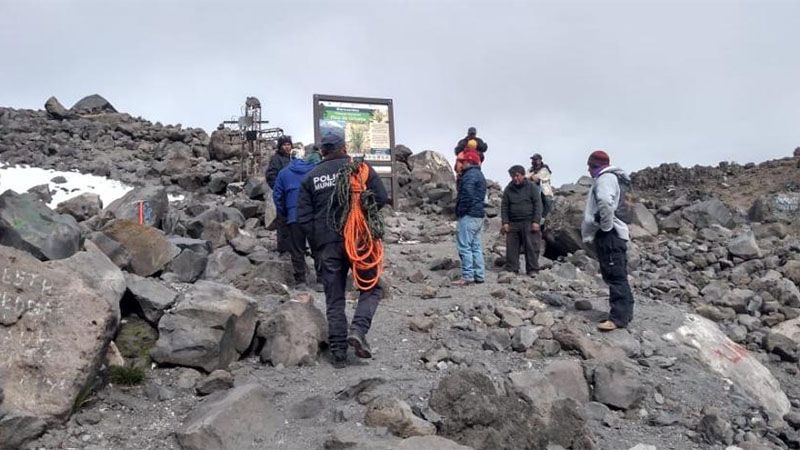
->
[305, 147, 322, 164]
[587, 150, 610, 176]
[277, 135, 293, 155]
[467, 126, 477, 137]
[530, 153, 543, 168]
[508, 165, 526, 185]
[466, 139, 478, 151]
[320, 128, 346, 159]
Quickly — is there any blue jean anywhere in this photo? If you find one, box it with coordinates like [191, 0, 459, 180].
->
[456, 216, 485, 281]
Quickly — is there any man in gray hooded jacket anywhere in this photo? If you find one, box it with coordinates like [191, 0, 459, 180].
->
[581, 150, 634, 331]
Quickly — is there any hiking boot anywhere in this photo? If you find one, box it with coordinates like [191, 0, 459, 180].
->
[347, 331, 372, 359]
[330, 351, 347, 369]
[597, 320, 618, 332]
[451, 278, 473, 287]
[474, 278, 485, 284]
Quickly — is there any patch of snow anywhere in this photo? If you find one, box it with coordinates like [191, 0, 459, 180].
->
[0, 162, 132, 209]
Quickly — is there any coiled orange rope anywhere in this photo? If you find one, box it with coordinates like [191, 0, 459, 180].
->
[343, 162, 384, 290]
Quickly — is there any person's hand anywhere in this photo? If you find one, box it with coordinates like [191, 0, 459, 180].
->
[530, 175, 540, 182]
[501, 224, 510, 234]
[531, 222, 540, 233]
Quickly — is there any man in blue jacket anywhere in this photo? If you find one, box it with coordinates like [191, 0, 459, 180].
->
[273, 153, 318, 287]
[453, 151, 487, 286]
[266, 135, 294, 254]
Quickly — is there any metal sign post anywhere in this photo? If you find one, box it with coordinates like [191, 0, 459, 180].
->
[220, 97, 285, 181]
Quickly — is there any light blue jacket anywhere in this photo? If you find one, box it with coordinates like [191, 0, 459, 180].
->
[581, 166, 631, 243]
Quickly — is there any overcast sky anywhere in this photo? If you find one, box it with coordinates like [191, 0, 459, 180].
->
[1, 0, 798, 185]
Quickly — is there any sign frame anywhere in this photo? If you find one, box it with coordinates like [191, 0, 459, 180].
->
[313, 94, 397, 207]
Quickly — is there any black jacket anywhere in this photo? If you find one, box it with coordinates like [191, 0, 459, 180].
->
[265, 152, 291, 189]
[297, 154, 388, 250]
[454, 136, 488, 159]
[455, 166, 487, 218]
[501, 179, 542, 224]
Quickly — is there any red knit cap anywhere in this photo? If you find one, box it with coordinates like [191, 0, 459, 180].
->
[588, 150, 610, 165]
[460, 150, 481, 166]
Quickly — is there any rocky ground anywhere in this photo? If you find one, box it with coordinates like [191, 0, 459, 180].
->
[1, 95, 800, 450]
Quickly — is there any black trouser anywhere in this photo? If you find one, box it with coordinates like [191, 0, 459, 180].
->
[318, 242, 382, 353]
[542, 196, 554, 221]
[276, 216, 290, 253]
[505, 221, 540, 274]
[288, 223, 307, 284]
[595, 230, 634, 327]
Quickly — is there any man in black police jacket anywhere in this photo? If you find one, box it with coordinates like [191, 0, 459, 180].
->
[296, 128, 388, 368]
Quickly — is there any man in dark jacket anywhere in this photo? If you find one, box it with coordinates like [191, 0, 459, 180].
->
[266, 135, 293, 188]
[273, 155, 318, 287]
[453, 151, 487, 286]
[454, 127, 488, 162]
[501, 165, 543, 275]
[297, 128, 388, 368]
[266, 135, 294, 253]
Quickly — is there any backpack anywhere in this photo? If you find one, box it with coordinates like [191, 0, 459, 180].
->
[596, 172, 635, 224]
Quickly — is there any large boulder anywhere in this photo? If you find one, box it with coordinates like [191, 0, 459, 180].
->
[123, 272, 178, 324]
[772, 317, 800, 355]
[151, 281, 257, 372]
[509, 360, 589, 406]
[48, 240, 126, 323]
[591, 360, 646, 410]
[244, 178, 268, 200]
[176, 384, 281, 450]
[663, 314, 790, 423]
[682, 198, 734, 228]
[632, 203, 659, 236]
[761, 277, 800, 308]
[749, 193, 800, 224]
[507, 359, 591, 432]
[44, 96, 73, 120]
[430, 369, 594, 450]
[56, 193, 103, 222]
[0, 190, 81, 260]
[104, 186, 169, 229]
[100, 220, 180, 276]
[782, 260, 800, 285]
[727, 230, 762, 260]
[407, 150, 455, 188]
[159, 141, 194, 176]
[208, 129, 239, 161]
[203, 246, 253, 283]
[86, 232, 132, 269]
[186, 206, 245, 239]
[365, 396, 436, 438]
[257, 301, 327, 367]
[69, 94, 117, 114]
[0, 246, 116, 448]
[168, 248, 208, 283]
[542, 195, 585, 258]
[168, 237, 213, 255]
